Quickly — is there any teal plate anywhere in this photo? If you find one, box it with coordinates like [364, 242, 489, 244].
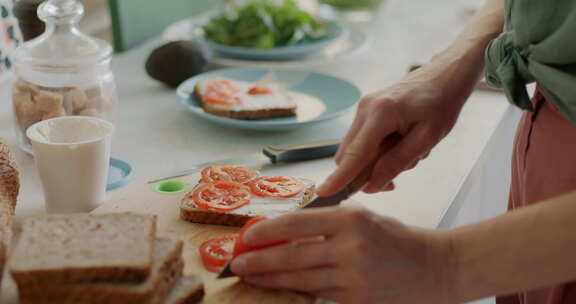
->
[107, 158, 134, 191]
[176, 68, 361, 131]
[200, 21, 346, 61]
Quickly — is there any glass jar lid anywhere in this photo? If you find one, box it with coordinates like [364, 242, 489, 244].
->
[14, 0, 112, 69]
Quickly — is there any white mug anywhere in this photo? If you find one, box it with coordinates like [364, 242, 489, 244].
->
[27, 116, 114, 213]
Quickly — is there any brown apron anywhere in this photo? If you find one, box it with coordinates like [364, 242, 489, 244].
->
[496, 87, 576, 304]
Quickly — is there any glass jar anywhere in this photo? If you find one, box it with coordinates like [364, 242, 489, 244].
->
[11, 0, 118, 153]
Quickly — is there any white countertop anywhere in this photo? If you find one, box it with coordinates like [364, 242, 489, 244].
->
[0, 0, 510, 231]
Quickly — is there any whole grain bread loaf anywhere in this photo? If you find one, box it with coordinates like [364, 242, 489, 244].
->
[10, 213, 157, 285]
[0, 138, 19, 292]
[18, 238, 184, 304]
[0, 138, 19, 210]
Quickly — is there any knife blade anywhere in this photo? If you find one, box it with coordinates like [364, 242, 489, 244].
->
[218, 133, 403, 279]
[147, 139, 341, 184]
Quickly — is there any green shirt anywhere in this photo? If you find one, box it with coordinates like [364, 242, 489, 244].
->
[485, 0, 576, 124]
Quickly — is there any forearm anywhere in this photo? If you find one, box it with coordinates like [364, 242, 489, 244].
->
[406, 0, 504, 107]
[449, 191, 576, 302]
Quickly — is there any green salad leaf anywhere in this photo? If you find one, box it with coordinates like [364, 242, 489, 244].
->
[203, 0, 329, 49]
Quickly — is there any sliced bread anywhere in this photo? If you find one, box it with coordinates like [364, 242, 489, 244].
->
[19, 276, 204, 304]
[180, 179, 315, 227]
[164, 276, 205, 304]
[18, 238, 184, 304]
[10, 213, 157, 285]
[0, 138, 19, 291]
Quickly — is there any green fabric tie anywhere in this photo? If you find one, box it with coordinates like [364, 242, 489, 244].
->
[484, 0, 576, 125]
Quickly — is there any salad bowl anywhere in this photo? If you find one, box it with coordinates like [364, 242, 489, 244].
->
[200, 21, 346, 60]
[197, 0, 347, 60]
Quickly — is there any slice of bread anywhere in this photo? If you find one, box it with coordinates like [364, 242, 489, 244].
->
[10, 213, 157, 285]
[18, 238, 184, 304]
[0, 138, 19, 292]
[164, 276, 205, 304]
[194, 79, 297, 120]
[180, 179, 315, 227]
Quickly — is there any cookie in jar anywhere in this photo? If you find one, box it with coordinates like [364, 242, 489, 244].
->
[12, 78, 117, 149]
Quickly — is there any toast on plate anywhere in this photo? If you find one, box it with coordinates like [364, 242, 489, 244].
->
[194, 77, 297, 120]
[180, 164, 315, 226]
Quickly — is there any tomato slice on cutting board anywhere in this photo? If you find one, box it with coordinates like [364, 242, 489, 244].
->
[201, 165, 258, 184]
[203, 77, 243, 106]
[233, 217, 288, 257]
[192, 181, 251, 212]
[250, 176, 304, 198]
[199, 235, 237, 273]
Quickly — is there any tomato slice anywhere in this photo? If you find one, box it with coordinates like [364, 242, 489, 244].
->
[203, 77, 243, 106]
[205, 90, 242, 106]
[199, 235, 237, 273]
[233, 217, 288, 258]
[201, 165, 258, 185]
[249, 176, 305, 198]
[192, 181, 251, 212]
[248, 84, 272, 95]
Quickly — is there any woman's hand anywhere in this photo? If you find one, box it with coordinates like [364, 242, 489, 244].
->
[318, 66, 470, 196]
[230, 207, 456, 304]
[316, 0, 505, 197]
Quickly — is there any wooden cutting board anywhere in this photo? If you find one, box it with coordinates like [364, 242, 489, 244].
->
[2, 159, 345, 303]
[91, 172, 317, 304]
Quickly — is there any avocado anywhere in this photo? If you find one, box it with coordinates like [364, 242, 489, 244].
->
[145, 40, 211, 88]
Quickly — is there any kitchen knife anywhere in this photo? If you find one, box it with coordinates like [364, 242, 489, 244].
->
[147, 139, 341, 184]
[304, 132, 402, 208]
[218, 133, 403, 279]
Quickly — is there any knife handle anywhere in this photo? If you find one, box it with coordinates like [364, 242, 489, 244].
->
[263, 139, 341, 164]
[349, 133, 403, 192]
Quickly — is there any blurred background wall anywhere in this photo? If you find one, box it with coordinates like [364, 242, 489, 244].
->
[79, 0, 111, 42]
